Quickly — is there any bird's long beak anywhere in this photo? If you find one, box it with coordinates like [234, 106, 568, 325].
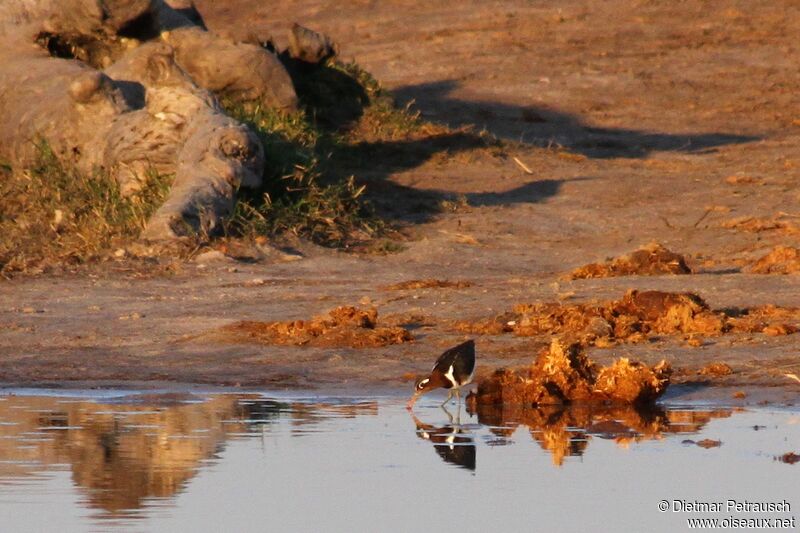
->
[406, 392, 421, 410]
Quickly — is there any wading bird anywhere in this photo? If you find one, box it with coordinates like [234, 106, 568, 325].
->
[406, 340, 476, 410]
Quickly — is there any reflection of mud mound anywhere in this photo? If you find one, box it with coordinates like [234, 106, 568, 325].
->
[570, 243, 691, 279]
[468, 401, 731, 466]
[750, 246, 800, 274]
[383, 279, 472, 290]
[0, 396, 241, 515]
[777, 452, 800, 464]
[220, 306, 413, 348]
[686, 438, 722, 449]
[455, 290, 728, 346]
[471, 339, 671, 408]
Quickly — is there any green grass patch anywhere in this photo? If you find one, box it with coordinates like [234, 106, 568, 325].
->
[0, 143, 171, 275]
[220, 59, 439, 248]
[1, 59, 473, 273]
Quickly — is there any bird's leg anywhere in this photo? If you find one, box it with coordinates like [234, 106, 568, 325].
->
[440, 389, 453, 407]
[455, 388, 461, 405]
[440, 403, 455, 424]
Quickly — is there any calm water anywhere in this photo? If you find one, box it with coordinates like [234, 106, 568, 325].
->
[0, 390, 797, 532]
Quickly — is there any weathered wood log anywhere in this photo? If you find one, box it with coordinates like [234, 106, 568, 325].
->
[163, 26, 297, 109]
[288, 23, 337, 64]
[0, 0, 298, 239]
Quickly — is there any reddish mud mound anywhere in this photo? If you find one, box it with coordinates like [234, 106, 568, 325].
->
[727, 305, 800, 336]
[698, 362, 734, 376]
[721, 215, 800, 235]
[455, 290, 727, 346]
[472, 339, 671, 407]
[382, 279, 472, 290]
[455, 290, 800, 346]
[612, 290, 725, 336]
[570, 243, 691, 279]
[594, 358, 673, 404]
[220, 306, 413, 348]
[750, 246, 800, 274]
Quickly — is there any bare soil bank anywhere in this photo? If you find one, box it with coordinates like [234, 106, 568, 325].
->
[2, 0, 800, 404]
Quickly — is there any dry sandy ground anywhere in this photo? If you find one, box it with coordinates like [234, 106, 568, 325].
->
[2, 0, 800, 404]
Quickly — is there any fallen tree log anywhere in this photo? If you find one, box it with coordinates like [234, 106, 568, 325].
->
[0, 0, 311, 238]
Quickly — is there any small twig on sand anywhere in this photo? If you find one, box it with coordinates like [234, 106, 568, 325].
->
[693, 208, 712, 228]
[513, 157, 533, 175]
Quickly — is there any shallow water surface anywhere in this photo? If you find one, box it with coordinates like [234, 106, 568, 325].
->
[0, 391, 797, 532]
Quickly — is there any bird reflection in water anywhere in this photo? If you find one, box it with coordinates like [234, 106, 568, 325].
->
[410, 405, 476, 471]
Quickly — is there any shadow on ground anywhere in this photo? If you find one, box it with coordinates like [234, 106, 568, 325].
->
[360, 172, 590, 224]
[393, 80, 760, 159]
[324, 77, 759, 223]
[302, 74, 759, 225]
[466, 178, 588, 207]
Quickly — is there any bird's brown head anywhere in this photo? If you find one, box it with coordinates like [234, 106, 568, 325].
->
[415, 370, 449, 393]
[414, 376, 434, 393]
[406, 372, 447, 410]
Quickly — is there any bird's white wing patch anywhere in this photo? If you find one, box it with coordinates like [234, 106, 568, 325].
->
[443, 365, 457, 388]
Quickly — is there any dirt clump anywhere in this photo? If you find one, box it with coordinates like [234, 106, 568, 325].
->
[750, 246, 800, 274]
[724, 175, 761, 185]
[686, 336, 705, 347]
[453, 312, 519, 335]
[455, 289, 728, 346]
[457, 290, 800, 346]
[472, 339, 671, 408]
[383, 279, 472, 290]
[614, 290, 726, 336]
[777, 452, 800, 465]
[594, 358, 673, 404]
[726, 305, 800, 336]
[569, 243, 691, 279]
[698, 362, 734, 376]
[381, 312, 436, 329]
[763, 323, 799, 336]
[220, 306, 413, 348]
[721, 215, 800, 235]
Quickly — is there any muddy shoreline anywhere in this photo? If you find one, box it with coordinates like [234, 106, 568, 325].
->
[2, 262, 800, 405]
[0, 381, 797, 410]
